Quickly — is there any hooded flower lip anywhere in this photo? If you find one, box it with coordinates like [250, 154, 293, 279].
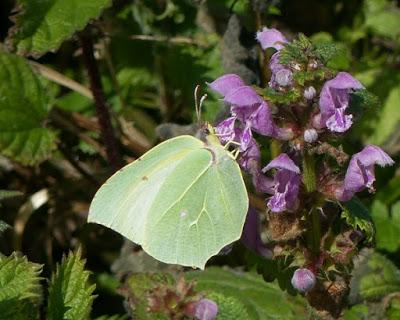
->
[262, 154, 301, 213]
[256, 27, 288, 50]
[291, 268, 316, 293]
[194, 298, 218, 320]
[343, 145, 394, 194]
[208, 74, 245, 96]
[268, 52, 293, 89]
[319, 72, 364, 133]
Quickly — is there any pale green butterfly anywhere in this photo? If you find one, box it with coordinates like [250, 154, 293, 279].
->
[88, 88, 249, 269]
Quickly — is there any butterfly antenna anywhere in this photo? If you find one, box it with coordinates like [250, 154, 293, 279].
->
[194, 85, 201, 124]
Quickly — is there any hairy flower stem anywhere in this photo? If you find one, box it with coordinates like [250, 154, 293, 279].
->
[80, 32, 122, 171]
[303, 152, 321, 254]
[302, 151, 316, 193]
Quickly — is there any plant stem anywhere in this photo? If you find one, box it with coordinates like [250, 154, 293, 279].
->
[309, 207, 321, 255]
[302, 151, 317, 193]
[80, 32, 122, 170]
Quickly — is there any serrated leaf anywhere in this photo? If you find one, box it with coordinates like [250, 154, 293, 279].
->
[7, 0, 111, 57]
[342, 198, 374, 242]
[355, 252, 400, 300]
[262, 87, 301, 104]
[185, 267, 309, 320]
[206, 292, 250, 319]
[0, 50, 57, 165]
[371, 200, 400, 252]
[47, 248, 96, 320]
[0, 253, 43, 320]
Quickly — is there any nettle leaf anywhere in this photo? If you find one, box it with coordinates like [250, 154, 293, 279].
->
[7, 0, 112, 57]
[185, 267, 309, 320]
[0, 50, 57, 165]
[371, 200, 400, 252]
[0, 253, 43, 320]
[341, 198, 374, 243]
[88, 135, 249, 269]
[47, 248, 96, 320]
[355, 252, 400, 300]
[206, 292, 250, 319]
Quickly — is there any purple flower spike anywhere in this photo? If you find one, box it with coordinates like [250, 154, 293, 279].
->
[291, 268, 316, 293]
[194, 299, 218, 320]
[208, 74, 245, 96]
[343, 145, 394, 194]
[319, 72, 364, 133]
[262, 154, 301, 213]
[256, 27, 288, 50]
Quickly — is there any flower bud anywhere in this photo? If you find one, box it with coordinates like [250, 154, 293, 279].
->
[275, 69, 293, 87]
[194, 299, 218, 320]
[291, 268, 316, 293]
[304, 128, 318, 143]
[304, 86, 316, 100]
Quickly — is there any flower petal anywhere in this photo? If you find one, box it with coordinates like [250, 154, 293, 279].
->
[224, 86, 263, 107]
[208, 74, 245, 96]
[256, 27, 288, 50]
[262, 153, 300, 174]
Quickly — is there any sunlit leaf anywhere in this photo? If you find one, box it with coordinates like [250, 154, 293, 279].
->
[0, 50, 57, 165]
[7, 0, 111, 57]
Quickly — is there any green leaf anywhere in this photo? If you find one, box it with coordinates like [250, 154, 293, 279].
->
[185, 267, 309, 320]
[364, 0, 400, 40]
[88, 135, 249, 269]
[341, 198, 375, 243]
[368, 84, 400, 145]
[47, 248, 96, 320]
[355, 252, 400, 300]
[343, 304, 369, 320]
[206, 292, 250, 319]
[7, 0, 112, 57]
[371, 200, 400, 252]
[0, 50, 57, 165]
[0, 253, 43, 320]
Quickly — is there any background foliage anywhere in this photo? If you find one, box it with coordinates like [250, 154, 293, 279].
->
[0, 0, 400, 318]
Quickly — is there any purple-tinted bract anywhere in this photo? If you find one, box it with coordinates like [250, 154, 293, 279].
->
[291, 268, 316, 293]
[194, 299, 218, 320]
[263, 154, 301, 212]
[319, 72, 364, 133]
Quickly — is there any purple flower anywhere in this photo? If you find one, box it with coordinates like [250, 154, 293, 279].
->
[337, 145, 394, 201]
[256, 27, 288, 50]
[291, 268, 316, 293]
[241, 207, 272, 258]
[194, 299, 218, 320]
[208, 74, 245, 96]
[268, 52, 293, 89]
[215, 116, 236, 144]
[318, 72, 364, 133]
[262, 154, 301, 213]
